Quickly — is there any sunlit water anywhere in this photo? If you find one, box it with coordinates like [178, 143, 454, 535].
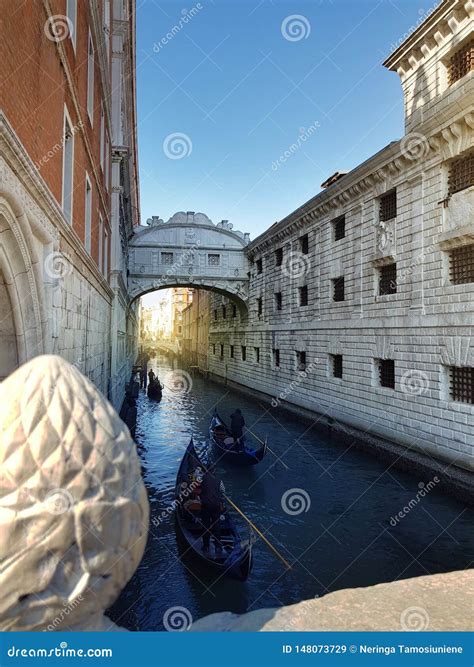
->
[108, 355, 474, 631]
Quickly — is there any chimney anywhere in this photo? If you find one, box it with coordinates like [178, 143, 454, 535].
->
[320, 172, 347, 189]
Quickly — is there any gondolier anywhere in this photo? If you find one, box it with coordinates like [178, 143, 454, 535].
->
[201, 466, 225, 557]
[230, 409, 245, 450]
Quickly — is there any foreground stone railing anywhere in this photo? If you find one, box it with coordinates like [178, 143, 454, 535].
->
[0, 355, 149, 631]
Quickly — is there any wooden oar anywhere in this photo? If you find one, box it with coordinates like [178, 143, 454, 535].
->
[225, 495, 292, 570]
[245, 429, 286, 467]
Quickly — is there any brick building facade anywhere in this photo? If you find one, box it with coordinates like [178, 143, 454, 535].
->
[0, 0, 139, 409]
[184, 0, 473, 472]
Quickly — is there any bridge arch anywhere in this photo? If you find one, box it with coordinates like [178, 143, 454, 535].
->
[128, 212, 250, 311]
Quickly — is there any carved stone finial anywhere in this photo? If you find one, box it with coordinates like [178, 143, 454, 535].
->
[0, 355, 149, 631]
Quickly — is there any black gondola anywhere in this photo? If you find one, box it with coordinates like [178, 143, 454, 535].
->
[147, 379, 162, 401]
[209, 411, 267, 465]
[174, 439, 253, 581]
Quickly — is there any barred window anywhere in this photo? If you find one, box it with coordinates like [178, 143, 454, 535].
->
[296, 351, 306, 371]
[448, 153, 474, 196]
[275, 248, 283, 266]
[449, 244, 474, 284]
[208, 253, 220, 266]
[241, 346, 247, 361]
[255, 347, 260, 363]
[379, 263, 397, 295]
[257, 297, 263, 316]
[379, 190, 397, 222]
[448, 40, 474, 86]
[300, 234, 309, 254]
[256, 258, 263, 274]
[332, 277, 345, 302]
[273, 349, 280, 367]
[333, 215, 346, 241]
[449, 366, 474, 404]
[275, 292, 282, 311]
[299, 285, 308, 306]
[332, 354, 343, 378]
[378, 359, 395, 389]
[161, 252, 174, 265]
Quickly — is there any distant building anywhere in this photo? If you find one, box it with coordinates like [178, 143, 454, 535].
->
[0, 0, 140, 410]
[172, 288, 193, 341]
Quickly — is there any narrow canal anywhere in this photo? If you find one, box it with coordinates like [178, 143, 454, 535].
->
[109, 355, 474, 631]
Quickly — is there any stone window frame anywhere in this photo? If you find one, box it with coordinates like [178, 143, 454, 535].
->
[257, 296, 263, 317]
[332, 276, 345, 302]
[207, 253, 221, 267]
[298, 285, 309, 307]
[84, 172, 92, 254]
[61, 105, 75, 225]
[378, 262, 398, 295]
[256, 258, 263, 275]
[378, 188, 397, 223]
[299, 233, 309, 255]
[254, 347, 260, 364]
[87, 30, 95, 125]
[373, 358, 395, 390]
[160, 251, 174, 266]
[272, 348, 281, 370]
[296, 350, 307, 372]
[328, 353, 343, 380]
[274, 291, 283, 312]
[445, 38, 474, 87]
[332, 214, 346, 242]
[275, 247, 283, 267]
[66, 0, 77, 52]
[230, 344, 235, 359]
[241, 345, 247, 362]
[220, 344, 224, 359]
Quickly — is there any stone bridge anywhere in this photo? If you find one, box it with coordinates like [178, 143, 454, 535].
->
[128, 212, 250, 309]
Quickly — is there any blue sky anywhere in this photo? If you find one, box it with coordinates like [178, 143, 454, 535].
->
[136, 0, 429, 240]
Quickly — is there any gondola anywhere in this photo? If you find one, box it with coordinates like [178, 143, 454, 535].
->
[147, 379, 162, 401]
[174, 439, 253, 581]
[210, 411, 267, 465]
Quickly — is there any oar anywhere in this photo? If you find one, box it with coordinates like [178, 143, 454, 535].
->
[245, 429, 286, 466]
[225, 495, 292, 570]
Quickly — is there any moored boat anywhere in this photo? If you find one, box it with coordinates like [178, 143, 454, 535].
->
[147, 379, 163, 401]
[209, 411, 267, 465]
[174, 439, 253, 581]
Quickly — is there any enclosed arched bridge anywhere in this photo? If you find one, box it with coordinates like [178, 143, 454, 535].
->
[128, 212, 251, 308]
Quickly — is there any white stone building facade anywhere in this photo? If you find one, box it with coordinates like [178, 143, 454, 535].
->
[205, 0, 473, 472]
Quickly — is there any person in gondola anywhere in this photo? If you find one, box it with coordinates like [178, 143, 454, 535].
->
[230, 409, 245, 452]
[148, 368, 156, 386]
[200, 466, 225, 558]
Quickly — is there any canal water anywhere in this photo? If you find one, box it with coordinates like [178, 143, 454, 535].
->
[108, 355, 474, 631]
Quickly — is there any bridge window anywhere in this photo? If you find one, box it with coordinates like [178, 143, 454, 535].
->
[161, 252, 174, 265]
[241, 346, 247, 361]
[256, 258, 263, 274]
[208, 253, 220, 266]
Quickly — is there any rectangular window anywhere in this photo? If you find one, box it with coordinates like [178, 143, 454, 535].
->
[379, 263, 397, 295]
[449, 366, 474, 404]
[87, 31, 94, 124]
[379, 189, 397, 222]
[448, 40, 474, 85]
[255, 347, 260, 363]
[161, 252, 174, 265]
[256, 258, 263, 274]
[103, 0, 111, 62]
[332, 277, 345, 302]
[275, 292, 282, 311]
[66, 0, 77, 51]
[449, 244, 474, 284]
[241, 346, 247, 361]
[100, 104, 105, 172]
[299, 285, 308, 307]
[296, 351, 306, 372]
[448, 152, 474, 196]
[332, 354, 343, 379]
[222, 305, 227, 319]
[378, 359, 395, 389]
[213, 309, 218, 321]
[103, 229, 109, 278]
[220, 344, 224, 358]
[232, 304, 237, 318]
[300, 234, 309, 255]
[62, 109, 74, 224]
[98, 215, 103, 272]
[257, 297, 263, 316]
[208, 253, 220, 266]
[212, 344, 216, 355]
[273, 349, 280, 368]
[275, 248, 283, 266]
[84, 174, 92, 253]
[104, 134, 110, 191]
[333, 215, 346, 241]
[230, 345, 235, 359]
